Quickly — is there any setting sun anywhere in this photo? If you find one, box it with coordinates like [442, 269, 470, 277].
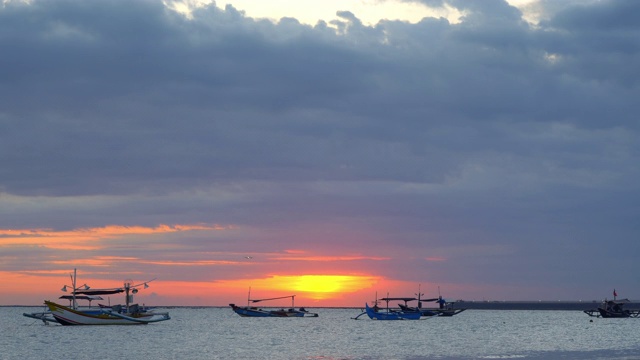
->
[266, 275, 380, 300]
[289, 275, 366, 293]
[215, 274, 382, 302]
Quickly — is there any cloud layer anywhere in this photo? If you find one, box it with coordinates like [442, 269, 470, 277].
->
[1, 0, 638, 305]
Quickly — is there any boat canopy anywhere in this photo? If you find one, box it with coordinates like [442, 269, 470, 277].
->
[606, 299, 630, 304]
[59, 295, 104, 301]
[379, 297, 439, 302]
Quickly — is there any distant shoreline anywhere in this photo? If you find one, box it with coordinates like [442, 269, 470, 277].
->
[450, 300, 640, 311]
[5, 300, 640, 310]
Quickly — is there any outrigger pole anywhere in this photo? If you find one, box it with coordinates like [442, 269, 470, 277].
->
[250, 295, 296, 308]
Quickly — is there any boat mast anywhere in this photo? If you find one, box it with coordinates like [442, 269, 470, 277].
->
[416, 284, 424, 309]
[386, 292, 390, 312]
[71, 268, 77, 309]
[62, 268, 88, 309]
[124, 280, 131, 313]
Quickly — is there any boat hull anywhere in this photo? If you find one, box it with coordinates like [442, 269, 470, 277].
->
[365, 303, 421, 320]
[230, 304, 276, 317]
[597, 308, 631, 318]
[45, 301, 170, 325]
[398, 304, 466, 317]
[229, 304, 318, 317]
[436, 309, 466, 316]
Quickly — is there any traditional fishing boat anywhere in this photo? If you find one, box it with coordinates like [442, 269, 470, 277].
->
[364, 303, 421, 320]
[392, 286, 466, 317]
[584, 291, 640, 318]
[397, 296, 466, 317]
[45, 300, 170, 325]
[23, 269, 170, 325]
[352, 294, 422, 320]
[229, 289, 318, 317]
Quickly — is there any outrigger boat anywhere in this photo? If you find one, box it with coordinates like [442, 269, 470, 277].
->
[397, 296, 466, 317]
[23, 269, 170, 325]
[584, 291, 640, 318]
[352, 293, 422, 320]
[394, 286, 466, 317]
[229, 289, 318, 317]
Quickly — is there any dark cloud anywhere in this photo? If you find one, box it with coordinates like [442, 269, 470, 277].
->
[1, 0, 638, 301]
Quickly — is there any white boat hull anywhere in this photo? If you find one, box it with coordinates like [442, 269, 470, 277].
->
[46, 301, 170, 325]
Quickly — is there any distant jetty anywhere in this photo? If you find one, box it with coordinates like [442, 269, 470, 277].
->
[453, 300, 640, 311]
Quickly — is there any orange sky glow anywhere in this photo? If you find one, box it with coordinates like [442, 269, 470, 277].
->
[1, 224, 454, 307]
[1, 269, 416, 307]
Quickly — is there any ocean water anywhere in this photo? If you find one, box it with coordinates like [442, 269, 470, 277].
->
[5, 306, 640, 359]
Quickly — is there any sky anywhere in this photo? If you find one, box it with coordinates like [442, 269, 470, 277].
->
[1, 0, 639, 307]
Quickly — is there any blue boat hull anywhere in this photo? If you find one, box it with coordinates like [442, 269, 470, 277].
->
[230, 305, 275, 317]
[365, 303, 421, 320]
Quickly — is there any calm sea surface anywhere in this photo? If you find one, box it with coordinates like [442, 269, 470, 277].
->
[4, 307, 640, 359]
